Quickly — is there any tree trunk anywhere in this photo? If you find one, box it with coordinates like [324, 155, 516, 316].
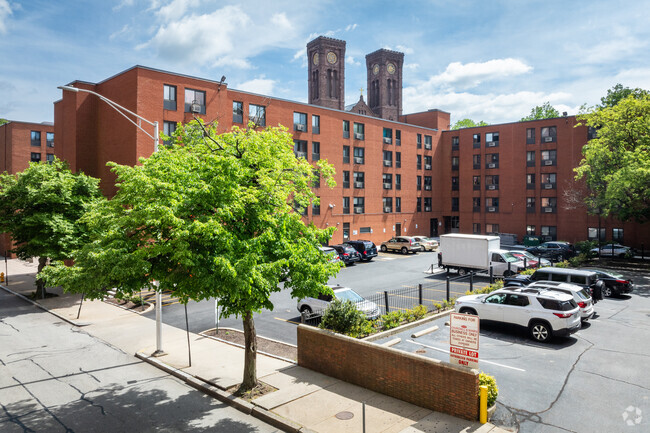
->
[35, 257, 48, 299]
[239, 310, 258, 392]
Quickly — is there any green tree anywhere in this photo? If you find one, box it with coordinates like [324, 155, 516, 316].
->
[451, 118, 488, 130]
[575, 94, 650, 222]
[42, 121, 341, 392]
[599, 83, 649, 108]
[0, 158, 102, 298]
[520, 102, 560, 121]
[0, 119, 8, 126]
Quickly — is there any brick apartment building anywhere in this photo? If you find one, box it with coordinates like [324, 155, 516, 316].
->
[49, 36, 648, 249]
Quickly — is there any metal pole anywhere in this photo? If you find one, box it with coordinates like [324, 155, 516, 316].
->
[153, 121, 159, 153]
[153, 281, 164, 356]
[418, 284, 423, 305]
[446, 276, 450, 302]
[4, 252, 7, 284]
[76, 293, 85, 319]
[489, 266, 494, 284]
[362, 401, 366, 433]
[384, 291, 390, 313]
[184, 303, 192, 367]
[469, 272, 474, 292]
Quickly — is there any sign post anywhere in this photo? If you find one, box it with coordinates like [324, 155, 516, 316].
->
[449, 312, 480, 368]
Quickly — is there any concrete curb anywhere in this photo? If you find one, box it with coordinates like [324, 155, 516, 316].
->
[0, 284, 86, 327]
[363, 309, 453, 342]
[135, 351, 304, 433]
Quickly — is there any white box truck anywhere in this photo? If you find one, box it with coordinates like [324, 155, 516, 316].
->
[439, 234, 526, 277]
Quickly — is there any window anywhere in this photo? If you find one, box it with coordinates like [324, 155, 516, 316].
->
[452, 136, 459, 150]
[417, 155, 422, 170]
[473, 133, 481, 148]
[353, 147, 365, 164]
[451, 197, 459, 212]
[312, 142, 320, 161]
[541, 126, 557, 143]
[163, 121, 177, 146]
[486, 153, 499, 169]
[232, 101, 243, 123]
[473, 223, 481, 234]
[541, 226, 557, 241]
[424, 156, 432, 170]
[451, 215, 459, 229]
[353, 197, 365, 214]
[541, 173, 556, 189]
[31, 131, 41, 146]
[395, 130, 401, 146]
[486, 132, 499, 147]
[312, 170, 320, 188]
[472, 176, 480, 190]
[424, 135, 432, 150]
[526, 197, 536, 213]
[541, 197, 557, 213]
[395, 174, 401, 190]
[485, 175, 499, 190]
[46, 132, 54, 148]
[588, 227, 606, 242]
[451, 156, 459, 170]
[541, 150, 557, 166]
[312, 115, 320, 134]
[424, 197, 432, 212]
[31, 152, 41, 162]
[343, 120, 350, 138]
[46, 154, 54, 164]
[473, 197, 481, 212]
[360, 226, 371, 234]
[526, 128, 535, 144]
[343, 197, 350, 214]
[526, 173, 536, 190]
[184, 88, 206, 114]
[486, 224, 499, 235]
[343, 145, 350, 163]
[293, 140, 308, 158]
[383, 197, 393, 213]
[342, 171, 350, 188]
[527, 151, 535, 167]
[164, 84, 177, 110]
[417, 133, 422, 149]
[353, 122, 365, 140]
[417, 197, 422, 212]
[526, 225, 536, 235]
[425, 176, 432, 191]
[395, 151, 401, 168]
[353, 171, 365, 188]
[612, 228, 624, 243]
[472, 154, 480, 169]
[383, 150, 393, 167]
[396, 197, 402, 213]
[588, 126, 598, 140]
[248, 104, 266, 126]
[382, 173, 393, 189]
[293, 112, 308, 132]
[417, 175, 422, 191]
[383, 127, 393, 144]
[343, 222, 350, 240]
[486, 197, 499, 213]
[313, 200, 320, 216]
[451, 176, 459, 191]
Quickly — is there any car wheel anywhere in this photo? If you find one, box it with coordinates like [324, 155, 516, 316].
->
[459, 307, 477, 315]
[299, 305, 312, 314]
[380, 245, 388, 252]
[458, 268, 467, 276]
[529, 322, 551, 343]
[602, 285, 613, 297]
[401, 247, 408, 254]
[503, 270, 514, 277]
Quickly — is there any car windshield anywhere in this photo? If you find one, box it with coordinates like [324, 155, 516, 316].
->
[521, 251, 538, 260]
[594, 269, 623, 279]
[335, 289, 365, 303]
[363, 241, 375, 248]
[502, 252, 520, 263]
[576, 288, 591, 300]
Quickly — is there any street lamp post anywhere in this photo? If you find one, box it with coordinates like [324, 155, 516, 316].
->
[58, 85, 164, 356]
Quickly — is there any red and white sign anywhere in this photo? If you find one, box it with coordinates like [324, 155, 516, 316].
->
[449, 313, 480, 368]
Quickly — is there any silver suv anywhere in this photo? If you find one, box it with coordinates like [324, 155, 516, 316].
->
[454, 287, 581, 342]
[297, 285, 380, 319]
[380, 236, 421, 254]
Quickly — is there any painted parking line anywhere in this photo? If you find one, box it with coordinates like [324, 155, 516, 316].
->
[405, 339, 526, 372]
[274, 317, 302, 325]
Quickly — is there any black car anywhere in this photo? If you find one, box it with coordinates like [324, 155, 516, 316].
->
[526, 242, 576, 262]
[578, 268, 634, 297]
[344, 240, 378, 261]
[330, 244, 361, 265]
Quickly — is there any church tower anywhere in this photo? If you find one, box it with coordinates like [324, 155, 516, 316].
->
[366, 49, 404, 121]
[307, 36, 346, 110]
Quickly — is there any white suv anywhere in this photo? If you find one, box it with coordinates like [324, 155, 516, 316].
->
[297, 285, 380, 320]
[454, 287, 581, 342]
[523, 281, 594, 322]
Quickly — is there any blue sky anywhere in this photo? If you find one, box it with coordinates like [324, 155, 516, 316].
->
[1, 0, 649, 125]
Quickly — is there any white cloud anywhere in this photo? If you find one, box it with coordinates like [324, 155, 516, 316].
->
[0, 0, 12, 34]
[113, 0, 135, 11]
[571, 27, 648, 65]
[236, 76, 275, 95]
[345, 23, 357, 32]
[109, 24, 131, 41]
[396, 45, 414, 55]
[156, 0, 198, 23]
[346, 55, 360, 66]
[404, 63, 419, 70]
[428, 58, 532, 90]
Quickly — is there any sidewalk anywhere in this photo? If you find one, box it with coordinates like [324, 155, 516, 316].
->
[0, 258, 513, 433]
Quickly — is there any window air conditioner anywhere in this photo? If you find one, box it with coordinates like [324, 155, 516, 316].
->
[355, 133, 364, 140]
[488, 163, 496, 168]
[488, 207, 496, 212]
[190, 102, 202, 113]
[544, 183, 553, 189]
[384, 207, 392, 213]
[383, 160, 392, 167]
[544, 136, 554, 142]
[354, 181, 364, 188]
[383, 183, 392, 189]
[424, 206, 432, 212]
[488, 185, 496, 190]
[544, 160, 554, 165]
[487, 141, 496, 147]
[296, 124, 307, 132]
[383, 137, 392, 144]
[354, 206, 363, 214]
[354, 157, 364, 164]
[544, 207, 554, 213]
[425, 164, 432, 170]
[425, 185, 431, 190]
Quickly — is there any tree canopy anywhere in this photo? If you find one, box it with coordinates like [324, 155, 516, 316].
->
[451, 118, 488, 130]
[0, 158, 103, 297]
[42, 121, 341, 391]
[599, 83, 649, 108]
[0, 118, 8, 126]
[520, 102, 560, 121]
[575, 93, 650, 222]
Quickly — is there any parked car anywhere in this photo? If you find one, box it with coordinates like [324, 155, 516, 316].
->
[297, 285, 380, 319]
[589, 244, 633, 258]
[578, 268, 634, 297]
[344, 240, 378, 261]
[523, 281, 594, 322]
[454, 287, 581, 342]
[510, 250, 551, 267]
[319, 246, 342, 264]
[412, 236, 439, 252]
[505, 267, 600, 294]
[380, 236, 421, 254]
[526, 242, 576, 262]
[330, 244, 361, 265]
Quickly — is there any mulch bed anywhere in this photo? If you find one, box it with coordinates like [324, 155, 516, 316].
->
[226, 382, 278, 402]
[203, 328, 297, 362]
[104, 297, 149, 312]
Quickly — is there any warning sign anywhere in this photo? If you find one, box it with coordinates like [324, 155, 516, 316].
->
[450, 313, 480, 368]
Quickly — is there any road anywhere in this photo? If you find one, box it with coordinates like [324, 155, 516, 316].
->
[0, 290, 280, 433]
[144, 251, 491, 345]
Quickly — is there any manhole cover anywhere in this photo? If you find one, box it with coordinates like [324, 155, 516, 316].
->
[415, 349, 426, 354]
[335, 411, 354, 420]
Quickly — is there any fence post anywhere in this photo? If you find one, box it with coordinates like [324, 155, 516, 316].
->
[469, 272, 474, 292]
[446, 276, 450, 302]
[384, 290, 390, 313]
[418, 284, 423, 305]
[523, 258, 527, 269]
[489, 266, 494, 284]
[507, 261, 511, 275]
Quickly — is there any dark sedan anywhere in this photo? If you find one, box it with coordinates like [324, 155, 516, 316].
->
[344, 240, 378, 261]
[330, 244, 361, 265]
[579, 268, 633, 297]
[526, 242, 576, 262]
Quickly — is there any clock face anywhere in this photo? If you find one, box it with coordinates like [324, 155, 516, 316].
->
[372, 64, 379, 75]
[312, 53, 319, 65]
[327, 51, 337, 64]
[387, 62, 396, 74]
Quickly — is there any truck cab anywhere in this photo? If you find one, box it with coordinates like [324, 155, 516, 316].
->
[489, 250, 525, 277]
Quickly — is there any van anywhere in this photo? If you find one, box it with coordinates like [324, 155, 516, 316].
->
[506, 267, 599, 292]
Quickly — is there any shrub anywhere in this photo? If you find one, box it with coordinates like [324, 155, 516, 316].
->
[381, 310, 405, 330]
[407, 305, 428, 322]
[433, 302, 442, 312]
[519, 268, 535, 275]
[568, 253, 589, 267]
[575, 240, 598, 255]
[319, 299, 367, 335]
[479, 372, 498, 407]
[554, 260, 570, 268]
[348, 319, 377, 338]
